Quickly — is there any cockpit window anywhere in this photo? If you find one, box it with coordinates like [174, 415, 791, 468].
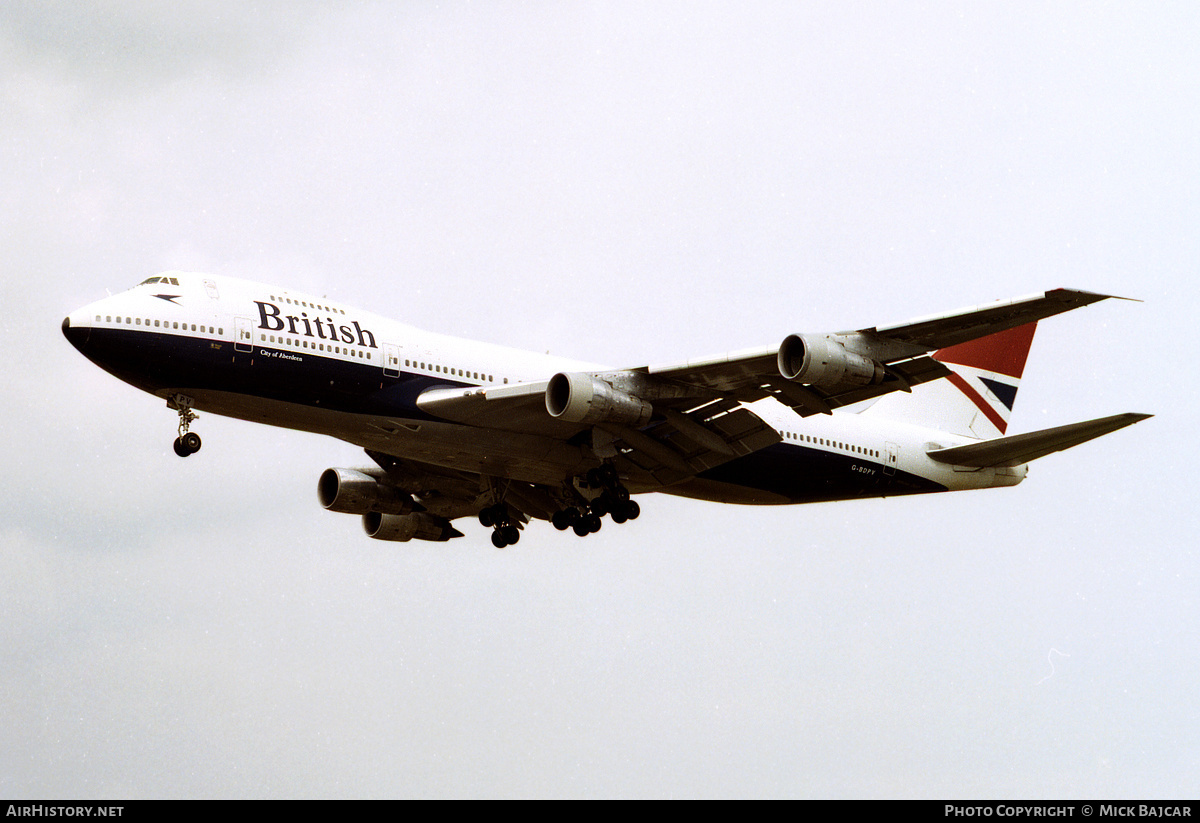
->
[138, 276, 180, 286]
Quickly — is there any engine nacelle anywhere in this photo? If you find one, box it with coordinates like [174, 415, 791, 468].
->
[777, 333, 885, 391]
[318, 467, 415, 515]
[363, 511, 458, 542]
[545, 372, 653, 426]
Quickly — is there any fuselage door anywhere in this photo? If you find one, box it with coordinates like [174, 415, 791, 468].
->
[884, 442, 899, 476]
[382, 342, 401, 377]
[234, 317, 254, 352]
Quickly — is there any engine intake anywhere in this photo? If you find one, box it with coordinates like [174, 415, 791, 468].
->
[318, 467, 415, 515]
[545, 372, 653, 426]
[777, 334, 885, 391]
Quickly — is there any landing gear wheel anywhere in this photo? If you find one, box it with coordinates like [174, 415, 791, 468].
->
[173, 433, 201, 457]
[479, 503, 509, 528]
[491, 524, 520, 548]
[577, 464, 634, 524]
[552, 508, 579, 531]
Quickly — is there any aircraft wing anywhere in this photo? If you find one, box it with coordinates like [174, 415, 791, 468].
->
[863, 287, 1123, 351]
[415, 288, 1126, 485]
[639, 288, 1123, 396]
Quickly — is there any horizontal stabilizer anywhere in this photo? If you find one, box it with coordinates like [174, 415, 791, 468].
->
[926, 413, 1152, 467]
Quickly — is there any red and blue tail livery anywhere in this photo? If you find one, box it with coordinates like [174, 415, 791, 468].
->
[936, 322, 1037, 435]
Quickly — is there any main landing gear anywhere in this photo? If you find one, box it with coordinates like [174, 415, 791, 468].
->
[550, 464, 640, 539]
[479, 503, 521, 548]
[168, 395, 202, 457]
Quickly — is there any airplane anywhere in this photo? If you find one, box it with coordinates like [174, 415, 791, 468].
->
[62, 273, 1150, 548]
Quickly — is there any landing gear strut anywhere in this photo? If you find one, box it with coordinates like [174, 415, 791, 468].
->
[169, 395, 201, 457]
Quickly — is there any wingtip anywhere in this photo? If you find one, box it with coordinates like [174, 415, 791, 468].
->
[1051, 287, 1143, 304]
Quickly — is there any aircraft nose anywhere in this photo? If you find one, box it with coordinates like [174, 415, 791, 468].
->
[62, 313, 89, 350]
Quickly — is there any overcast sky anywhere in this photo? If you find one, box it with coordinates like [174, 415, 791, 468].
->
[2, 1, 1196, 798]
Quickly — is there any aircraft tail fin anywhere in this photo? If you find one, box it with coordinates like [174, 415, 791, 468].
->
[862, 322, 1038, 438]
[926, 413, 1151, 466]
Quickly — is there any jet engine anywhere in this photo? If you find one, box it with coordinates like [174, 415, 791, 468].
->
[545, 372, 653, 426]
[318, 467, 415, 515]
[777, 334, 885, 391]
[363, 511, 460, 542]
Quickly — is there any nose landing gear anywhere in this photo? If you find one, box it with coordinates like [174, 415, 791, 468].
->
[168, 395, 202, 457]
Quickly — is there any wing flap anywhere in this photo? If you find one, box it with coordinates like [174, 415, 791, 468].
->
[926, 413, 1151, 467]
[601, 405, 783, 486]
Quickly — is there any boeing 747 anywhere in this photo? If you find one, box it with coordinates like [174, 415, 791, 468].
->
[62, 274, 1149, 547]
